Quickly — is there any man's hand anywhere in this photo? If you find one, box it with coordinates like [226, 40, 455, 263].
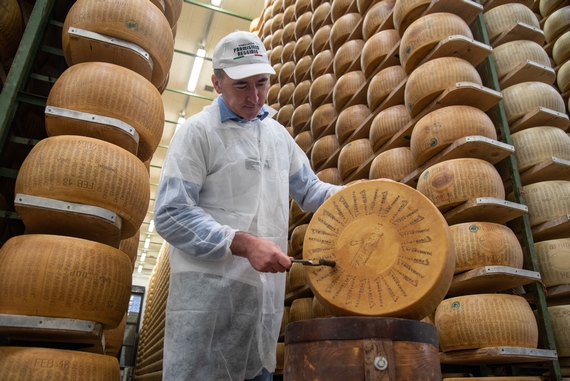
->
[230, 232, 293, 273]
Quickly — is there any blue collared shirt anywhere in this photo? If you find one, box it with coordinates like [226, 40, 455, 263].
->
[217, 96, 269, 123]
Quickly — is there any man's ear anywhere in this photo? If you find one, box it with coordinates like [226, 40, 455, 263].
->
[211, 74, 223, 94]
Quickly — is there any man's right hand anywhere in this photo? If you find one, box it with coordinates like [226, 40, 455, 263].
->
[230, 232, 293, 273]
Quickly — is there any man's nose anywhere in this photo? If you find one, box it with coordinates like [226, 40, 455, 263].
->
[246, 86, 259, 103]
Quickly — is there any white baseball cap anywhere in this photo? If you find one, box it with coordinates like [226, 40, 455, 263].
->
[212, 30, 275, 80]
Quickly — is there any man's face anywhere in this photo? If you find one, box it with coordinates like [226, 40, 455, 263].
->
[211, 71, 270, 121]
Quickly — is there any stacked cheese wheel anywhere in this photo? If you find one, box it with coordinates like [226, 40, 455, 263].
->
[0, 0, 23, 64]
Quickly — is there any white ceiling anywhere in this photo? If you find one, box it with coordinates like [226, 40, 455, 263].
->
[136, 0, 266, 275]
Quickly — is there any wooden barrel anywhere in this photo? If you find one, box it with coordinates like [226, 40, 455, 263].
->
[367, 65, 407, 111]
[337, 138, 374, 179]
[14, 135, 150, 239]
[0, 347, 120, 380]
[450, 222, 523, 274]
[508, 181, 570, 226]
[435, 294, 539, 352]
[502, 81, 566, 124]
[0, 234, 132, 328]
[543, 6, 570, 43]
[311, 134, 340, 169]
[335, 104, 371, 144]
[0, 0, 23, 64]
[46, 62, 164, 162]
[62, 0, 174, 89]
[303, 180, 455, 319]
[548, 305, 570, 356]
[483, 3, 540, 42]
[311, 103, 337, 138]
[333, 71, 366, 112]
[334, 39, 364, 77]
[285, 317, 441, 380]
[417, 158, 506, 213]
[370, 104, 411, 150]
[511, 126, 570, 171]
[492, 40, 552, 81]
[362, 0, 396, 41]
[361, 29, 400, 78]
[535, 239, 570, 287]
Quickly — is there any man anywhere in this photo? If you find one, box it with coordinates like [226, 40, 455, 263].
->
[154, 30, 343, 381]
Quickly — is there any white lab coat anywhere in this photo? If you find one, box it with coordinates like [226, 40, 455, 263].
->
[154, 98, 342, 380]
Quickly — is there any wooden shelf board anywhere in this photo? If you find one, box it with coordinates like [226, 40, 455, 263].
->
[447, 266, 541, 297]
[504, 157, 570, 194]
[418, 35, 492, 70]
[443, 197, 528, 225]
[426, 0, 483, 25]
[532, 214, 570, 242]
[509, 107, 570, 134]
[440, 346, 558, 365]
[499, 60, 557, 89]
[491, 22, 545, 48]
[482, 0, 534, 12]
[284, 284, 314, 306]
[402, 136, 514, 186]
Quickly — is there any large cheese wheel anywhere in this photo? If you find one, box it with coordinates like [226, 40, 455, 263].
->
[283, 3, 296, 24]
[330, 0, 355, 22]
[303, 179, 455, 319]
[289, 262, 309, 290]
[272, 13, 284, 34]
[400, 13, 473, 75]
[558, 60, 570, 93]
[535, 239, 570, 287]
[502, 82, 566, 124]
[279, 61, 295, 84]
[483, 3, 540, 42]
[272, 31, 284, 49]
[543, 6, 570, 43]
[294, 130, 314, 153]
[405, 57, 482, 117]
[367, 65, 407, 111]
[0, 0, 23, 63]
[295, 55, 313, 83]
[0, 347, 120, 380]
[361, 29, 401, 78]
[282, 21, 296, 45]
[0, 234, 132, 328]
[310, 73, 336, 108]
[417, 158, 506, 212]
[154, 0, 183, 29]
[508, 181, 570, 226]
[369, 147, 416, 181]
[335, 104, 371, 144]
[268, 83, 281, 105]
[295, 34, 313, 62]
[549, 305, 570, 357]
[369, 104, 411, 151]
[553, 31, 570, 65]
[435, 294, 539, 352]
[311, 49, 334, 79]
[333, 70, 367, 112]
[492, 40, 552, 81]
[316, 167, 343, 185]
[337, 138, 374, 179]
[292, 103, 312, 134]
[362, 0, 396, 41]
[511, 126, 570, 171]
[280, 306, 290, 335]
[276, 104, 294, 126]
[450, 222, 523, 274]
[295, 11, 313, 40]
[311, 2, 332, 33]
[15, 136, 150, 238]
[540, 0, 567, 17]
[278, 82, 295, 105]
[292, 80, 312, 107]
[46, 62, 164, 162]
[119, 228, 140, 269]
[270, 45, 284, 65]
[62, 0, 174, 89]
[334, 39, 364, 77]
[105, 313, 127, 357]
[291, 223, 309, 257]
[393, 0, 432, 35]
[410, 105, 497, 166]
[295, 0, 311, 19]
[312, 296, 334, 318]
[289, 297, 313, 322]
[271, 63, 281, 85]
[312, 25, 332, 55]
[329, 13, 361, 53]
[311, 102, 337, 138]
[281, 40, 296, 63]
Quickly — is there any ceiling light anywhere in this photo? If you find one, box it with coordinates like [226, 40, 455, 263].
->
[141, 252, 146, 262]
[144, 237, 150, 249]
[187, 48, 206, 93]
[148, 219, 155, 233]
[176, 115, 186, 131]
[211, 0, 222, 6]
[137, 265, 143, 273]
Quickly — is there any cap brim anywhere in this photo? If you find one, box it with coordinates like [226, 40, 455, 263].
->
[223, 63, 276, 80]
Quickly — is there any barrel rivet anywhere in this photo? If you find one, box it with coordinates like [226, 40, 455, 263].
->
[374, 356, 388, 370]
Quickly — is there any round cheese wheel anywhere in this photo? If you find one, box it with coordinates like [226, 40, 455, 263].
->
[369, 104, 411, 151]
[312, 25, 332, 55]
[483, 3, 540, 42]
[450, 222, 523, 274]
[283, 4, 296, 24]
[293, 80, 312, 107]
[502, 81, 566, 124]
[362, 0, 396, 41]
[540, 0, 567, 17]
[367, 65, 407, 111]
[0, 234, 132, 328]
[511, 126, 570, 171]
[311, 102, 337, 138]
[282, 21, 296, 45]
[535, 239, 570, 287]
[435, 294, 539, 352]
[316, 167, 343, 185]
[357, 0, 375, 14]
[289, 297, 313, 322]
[272, 29, 284, 48]
[548, 305, 570, 356]
[311, 2, 332, 33]
[295, 55, 313, 83]
[15, 135, 150, 238]
[312, 296, 334, 318]
[310, 73, 336, 108]
[281, 40, 296, 63]
[311, 49, 334, 79]
[289, 262, 309, 290]
[303, 179, 455, 319]
[263, 34, 273, 50]
[271, 13, 284, 34]
[337, 138, 374, 179]
[272, 0, 284, 16]
[292, 103, 313, 134]
[276, 104, 294, 126]
[369, 147, 416, 181]
[333, 70, 367, 112]
[311, 0, 326, 11]
[276, 342, 285, 370]
[295, 11, 313, 40]
[268, 83, 281, 105]
[335, 104, 371, 144]
[312, 134, 340, 169]
[334, 39, 364, 77]
[0, 347, 120, 380]
[330, 13, 362, 53]
[62, 0, 174, 89]
[295, 0, 311, 19]
[262, 18, 273, 39]
[400, 13, 473, 75]
[250, 17, 261, 33]
[295, 130, 314, 152]
[291, 223, 309, 257]
[46, 62, 164, 163]
[270, 45, 284, 65]
[492, 40, 552, 81]
[119, 229, 140, 269]
[331, 0, 355, 22]
[410, 105, 497, 166]
[417, 158, 506, 213]
[0, 0, 23, 63]
[152, 0, 182, 29]
[278, 82, 295, 105]
[105, 313, 127, 357]
[558, 60, 570, 93]
[553, 31, 570, 65]
[361, 29, 401, 78]
[271, 62, 282, 84]
[279, 61, 295, 84]
[294, 34, 313, 61]
[507, 181, 570, 226]
[290, 199, 305, 224]
[393, 0, 432, 35]
[405, 57, 482, 117]
[543, 6, 570, 43]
